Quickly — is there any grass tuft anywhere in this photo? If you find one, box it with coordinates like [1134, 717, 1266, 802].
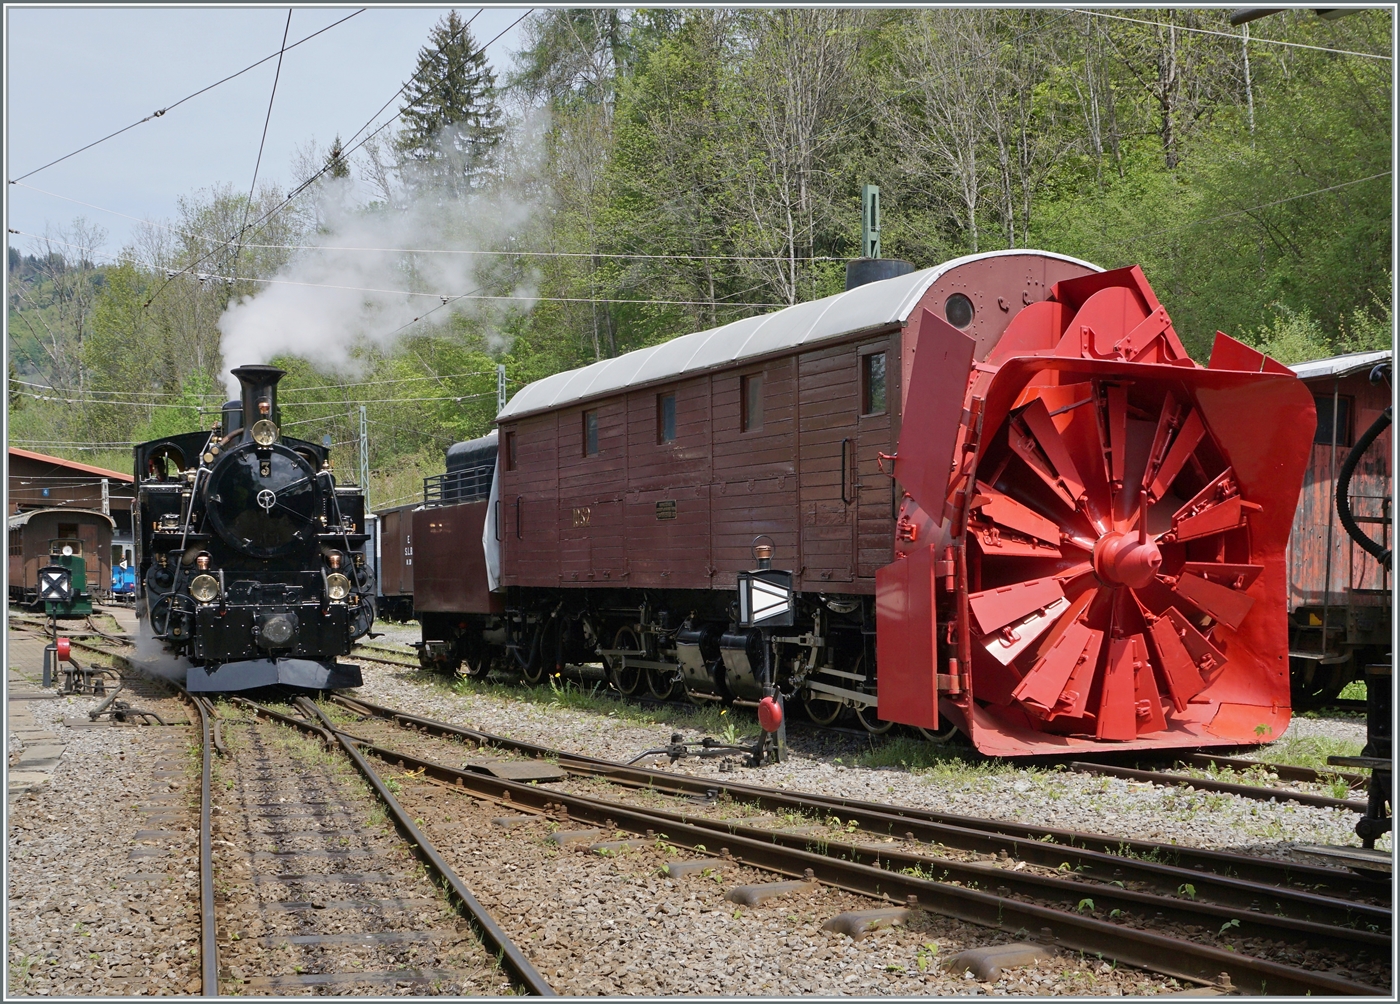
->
[1259, 733, 1364, 771]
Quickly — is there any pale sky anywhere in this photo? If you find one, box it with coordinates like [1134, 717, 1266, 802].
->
[4, 6, 530, 259]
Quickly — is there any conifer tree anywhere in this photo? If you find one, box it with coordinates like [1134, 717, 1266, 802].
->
[395, 11, 503, 197]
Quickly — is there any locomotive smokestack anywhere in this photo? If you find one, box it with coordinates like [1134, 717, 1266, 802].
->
[231, 365, 285, 443]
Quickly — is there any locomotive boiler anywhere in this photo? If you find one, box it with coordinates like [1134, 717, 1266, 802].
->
[402, 250, 1316, 756]
[133, 365, 372, 691]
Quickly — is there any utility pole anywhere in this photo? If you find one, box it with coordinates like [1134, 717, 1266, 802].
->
[861, 184, 881, 259]
[359, 405, 370, 514]
[497, 364, 507, 415]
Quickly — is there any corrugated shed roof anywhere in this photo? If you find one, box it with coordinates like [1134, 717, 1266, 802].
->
[497, 249, 1101, 422]
[1290, 349, 1392, 381]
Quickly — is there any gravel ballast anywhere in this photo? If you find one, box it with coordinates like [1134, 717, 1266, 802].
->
[7, 684, 201, 997]
[380, 763, 1185, 996]
[352, 656, 1386, 859]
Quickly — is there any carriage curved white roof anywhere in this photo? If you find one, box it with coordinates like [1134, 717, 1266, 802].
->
[7, 508, 117, 531]
[496, 249, 1102, 422]
[1288, 348, 1392, 382]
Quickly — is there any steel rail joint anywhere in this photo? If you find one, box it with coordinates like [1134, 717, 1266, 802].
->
[241, 698, 555, 997]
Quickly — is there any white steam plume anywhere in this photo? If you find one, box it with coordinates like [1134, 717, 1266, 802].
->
[217, 117, 545, 393]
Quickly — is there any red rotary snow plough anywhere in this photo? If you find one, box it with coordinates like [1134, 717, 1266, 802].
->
[877, 265, 1315, 756]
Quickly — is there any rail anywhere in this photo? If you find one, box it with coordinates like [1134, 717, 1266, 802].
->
[315, 700, 1384, 996]
[190, 694, 219, 996]
[332, 695, 1386, 905]
[238, 697, 556, 996]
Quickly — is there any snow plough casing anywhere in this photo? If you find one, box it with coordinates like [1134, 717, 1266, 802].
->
[876, 265, 1316, 756]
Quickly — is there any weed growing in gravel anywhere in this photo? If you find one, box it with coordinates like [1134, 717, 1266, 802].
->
[852, 737, 1029, 788]
[432, 668, 736, 734]
[1258, 733, 1364, 771]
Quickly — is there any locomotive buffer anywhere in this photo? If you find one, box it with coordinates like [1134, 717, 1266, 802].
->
[737, 538, 793, 766]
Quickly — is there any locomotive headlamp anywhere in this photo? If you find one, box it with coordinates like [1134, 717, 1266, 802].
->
[251, 419, 279, 446]
[189, 574, 220, 603]
[325, 573, 352, 601]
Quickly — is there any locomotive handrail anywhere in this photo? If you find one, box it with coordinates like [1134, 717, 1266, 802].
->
[1337, 403, 1393, 571]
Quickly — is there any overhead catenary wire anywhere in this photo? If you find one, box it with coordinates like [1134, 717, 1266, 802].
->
[231, 9, 295, 271]
[142, 9, 530, 307]
[1083, 170, 1393, 251]
[7, 9, 366, 183]
[18, 389, 500, 409]
[10, 182, 845, 261]
[1068, 9, 1392, 60]
[16, 156, 1385, 310]
[7, 228, 788, 308]
[14, 371, 500, 398]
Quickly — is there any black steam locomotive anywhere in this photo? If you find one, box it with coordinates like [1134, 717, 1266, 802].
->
[133, 365, 371, 691]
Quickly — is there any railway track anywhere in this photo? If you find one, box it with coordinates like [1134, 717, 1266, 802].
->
[194, 696, 549, 995]
[11, 614, 1387, 994]
[1069, 762, 1369, 813]
[282, 694, 1387, 995]
[8, 615, 552, 996]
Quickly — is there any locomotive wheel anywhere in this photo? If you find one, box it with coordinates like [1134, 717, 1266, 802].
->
[460, 638, 490, 678]
[520, 619, 553, 686]
[801, 689, 844, 727]
[646, 665, 678, 701]
[855, 701, 895, 734]
[916, 719, 961, 745]
[609, 626, 643, 696]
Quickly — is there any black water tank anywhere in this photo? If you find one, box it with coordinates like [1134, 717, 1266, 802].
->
[845, 257, 916, 290]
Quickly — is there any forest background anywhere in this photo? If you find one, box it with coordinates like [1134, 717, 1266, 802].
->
[7, 7, 1393, 510]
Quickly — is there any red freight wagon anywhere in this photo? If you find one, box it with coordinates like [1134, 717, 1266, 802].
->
[1285, 349, 1392, 704]
[416, 250, 1315, 756]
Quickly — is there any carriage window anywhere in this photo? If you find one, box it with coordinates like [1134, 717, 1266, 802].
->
[862, 352, 887, 415]
[58, 523, 79, 539]
[504, 430, 517, 471]
[1314, 395, 1352, 446]
[741, 374, 763, 432]
[657, 393, 676, 444]
[583, 410, 599, 456]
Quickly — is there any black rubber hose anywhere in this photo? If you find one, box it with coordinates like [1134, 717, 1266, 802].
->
[1336, 403, 1392, 570]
